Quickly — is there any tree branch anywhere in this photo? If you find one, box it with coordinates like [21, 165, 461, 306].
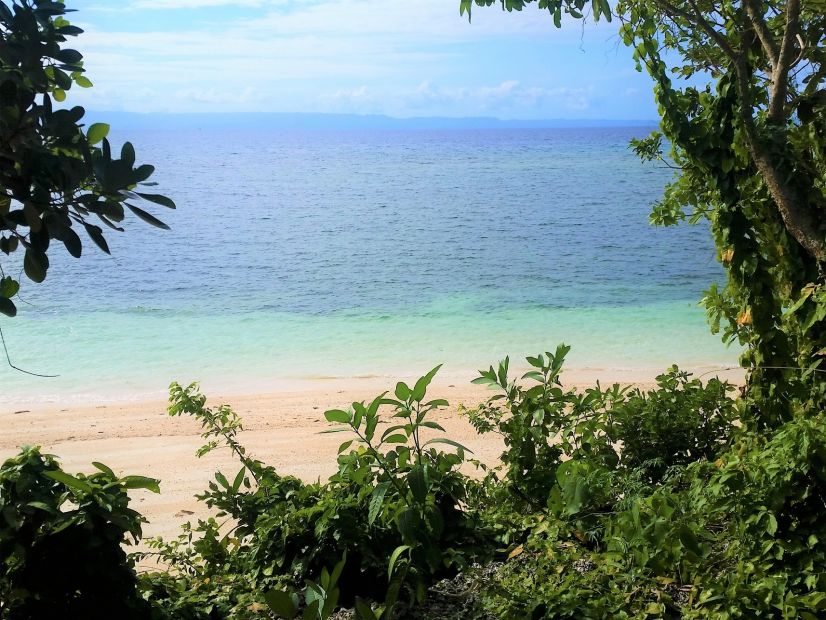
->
[732, 49, 826, 263]
[743, 0, 779, 68]
[768, 0, 801, 122]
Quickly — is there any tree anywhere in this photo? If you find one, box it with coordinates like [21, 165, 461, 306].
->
[0, 0, 175, 319]
[463, 0, 826, 426]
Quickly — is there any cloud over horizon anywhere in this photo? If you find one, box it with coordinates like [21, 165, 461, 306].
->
[67, 0, 656, 119]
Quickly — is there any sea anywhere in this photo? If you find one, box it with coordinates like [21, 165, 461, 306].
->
[1, 126, 739, 405]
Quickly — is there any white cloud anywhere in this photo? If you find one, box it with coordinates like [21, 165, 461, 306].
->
[63, 0, 646, 116]
[130, 0, 267, 8]
[318, 80, 593, 116]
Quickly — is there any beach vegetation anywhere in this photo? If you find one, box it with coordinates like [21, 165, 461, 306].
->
[0, 446, 158, 619]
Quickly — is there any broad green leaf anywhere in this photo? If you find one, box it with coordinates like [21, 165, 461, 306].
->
[83, 223, 110, 254]
[394, 381, 411, 400]
[23, 249, 47, 283]
[382, 434, 407, 444]
[324, 409, 351, 424]
[331, 550, 347, 584]
[87, 122, 109, 145]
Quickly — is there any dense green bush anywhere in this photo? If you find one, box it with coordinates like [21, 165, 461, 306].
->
[0, 447, 158, 619]
[607, 368, 737, 482]
[140, 369, 493, 619]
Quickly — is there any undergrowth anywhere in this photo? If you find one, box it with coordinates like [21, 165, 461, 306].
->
[3, 347, 825, 619]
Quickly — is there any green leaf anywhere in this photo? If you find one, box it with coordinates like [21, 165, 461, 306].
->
[232, 466, 246, 492]
[126, 204, 170, 230]
[121, 142, 136, 167]
[121, 475, 161, 493]
[331, 550, 347, 584]
[0, 277, 19, 299]
[26, 501, 56, 513]
[263, 589, 299, 619]
[63, 228, 82, 258]
[526, 355, 543, 368]
[382, 434, 407, 444]
[75, 75, 93, 88]
[136, 192, 176, 209]
[411, 364, 442, 401]
[92, 462, 115, 477]
[497, 357, 509, 387]
[87, 122, 109, 145]
[419, 421, 445, 432]
[407, 466, 428, 504]
[23, 249, 48, 283]
[302, 600, 320, 620]
[394, 382, 411, 400]
[422, 437, 470, 454]
[44, 470, 92, 494]
[214, 471, 230, 489]
[387, 544, 411, 578]
[324, 409, 351, 424]
[0, 297, 16, 318]
[369, 481, 390, 525]
[83, 223, 110, 254]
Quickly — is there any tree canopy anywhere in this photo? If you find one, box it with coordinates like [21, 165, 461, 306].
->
[0, 0, 175, 319]
[464, 0, 826, 426]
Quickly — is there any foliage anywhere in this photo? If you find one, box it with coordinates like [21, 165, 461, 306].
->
[466, 353, 826, 618]
[0, 0, 175, 317]
[0, 446, 159, 619]
[139, 372, 492, 618]
[463, 0, 826, 431]
[6, 353, 826, 619]
[607, 368, 737, 481]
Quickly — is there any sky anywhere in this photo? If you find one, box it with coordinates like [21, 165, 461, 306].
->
[61, 0, 660, 120]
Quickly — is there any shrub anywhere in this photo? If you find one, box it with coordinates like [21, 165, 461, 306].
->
[0, 446, 158, 619]
[607, 367, 737, 482]
[143, 369, 493, 618]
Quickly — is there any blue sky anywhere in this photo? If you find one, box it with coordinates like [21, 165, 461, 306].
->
[64, 0, 659, 119]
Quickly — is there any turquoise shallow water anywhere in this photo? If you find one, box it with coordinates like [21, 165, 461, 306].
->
[1, 127, 738, 405]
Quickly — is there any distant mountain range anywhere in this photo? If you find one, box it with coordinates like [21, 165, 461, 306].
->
[86, 111, 658, 131]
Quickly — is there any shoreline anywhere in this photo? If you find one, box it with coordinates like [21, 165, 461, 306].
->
[1, 361, 743, 408]
[0, 365, 744, 542]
